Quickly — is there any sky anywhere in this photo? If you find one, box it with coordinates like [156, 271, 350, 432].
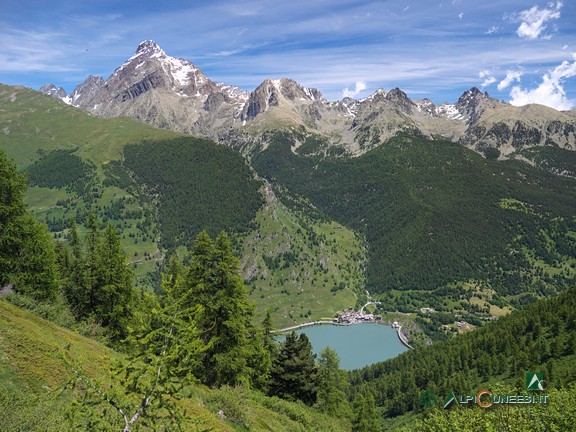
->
[1, 0, 576, 109]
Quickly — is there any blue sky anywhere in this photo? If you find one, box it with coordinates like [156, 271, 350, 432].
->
[1, 0, 575, 108]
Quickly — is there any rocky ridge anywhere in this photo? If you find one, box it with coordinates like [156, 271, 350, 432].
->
[41, 40, 576, 159]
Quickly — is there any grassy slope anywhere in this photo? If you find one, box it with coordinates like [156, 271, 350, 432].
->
[0, 299, 349, 431]
[0, 84, 181, 168]
[241, 184, 365, 328]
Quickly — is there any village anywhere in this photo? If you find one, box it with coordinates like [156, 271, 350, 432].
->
[333, 308, 382, 325]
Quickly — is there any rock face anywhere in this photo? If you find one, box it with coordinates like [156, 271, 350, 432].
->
[43, 40, 576, 159]
[52, 41, 249, 139]
[39, 84, 67, 99]
[64, 75, 105, 106]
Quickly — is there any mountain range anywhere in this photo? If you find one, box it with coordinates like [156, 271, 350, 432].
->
[42, 40, 576, 161]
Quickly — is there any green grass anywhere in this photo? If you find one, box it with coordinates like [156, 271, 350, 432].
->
[0, 84, 181, 168]
[0, 299, 349, 432]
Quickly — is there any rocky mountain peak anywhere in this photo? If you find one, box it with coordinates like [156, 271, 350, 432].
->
[265, 78, 322, 101]
[35, 40, 576, 159]
[456, 87, 502, 123]
[135, 40, 165, 57]
[242, 78, 323, 121]
[39, 84, 67, 99]
[60, 75, 104, 105]
[385, 88, 414, 113]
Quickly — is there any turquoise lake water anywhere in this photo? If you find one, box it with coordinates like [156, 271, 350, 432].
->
[292, 323, 408, 370]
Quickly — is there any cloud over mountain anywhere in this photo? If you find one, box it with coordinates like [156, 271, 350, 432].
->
[510, 58, 576, 110]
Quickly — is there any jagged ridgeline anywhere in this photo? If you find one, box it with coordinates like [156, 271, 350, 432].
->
[252, 132, 576, 306]
[121, 137, 263, 249]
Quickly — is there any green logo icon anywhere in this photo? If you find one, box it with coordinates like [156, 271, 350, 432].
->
[443, 391, 456, 409]
[526, 372, 546, 391]
[420, 390, 438, 408]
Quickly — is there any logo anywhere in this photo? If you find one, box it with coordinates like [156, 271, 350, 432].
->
[419, 390, 438, 408]
[443, 391, 456, 409]
[526, 373, 546, 391]
[423, 374, 550, 412]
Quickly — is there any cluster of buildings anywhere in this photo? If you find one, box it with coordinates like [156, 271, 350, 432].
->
[333, 309, 382, 324]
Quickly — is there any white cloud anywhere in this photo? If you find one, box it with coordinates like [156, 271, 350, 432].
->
[485, 26, 498, 35]
[509, 58, 576, 110]
[479, 70, 496, 87]
[515, 1, 562, 40]
[458, 12, 463, 19]
[342, 80, 367, 98]
[497, 70, 523, 91]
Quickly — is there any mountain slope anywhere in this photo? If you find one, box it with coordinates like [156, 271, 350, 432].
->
[349, 287, 576, 420]
[252, 132, 576, 313]
[0, 299, 349, 431]
[0, 83, 364, 326]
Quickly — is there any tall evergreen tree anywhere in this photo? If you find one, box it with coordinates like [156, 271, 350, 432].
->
[0, 149, 26, 286]
[351, 392, 378, 432]
[94, 225, 135, 341]
[61, 217, 135, 341]
[0, 148, 58, 298]
[262, 310, 277, 358]
[184, 231, 268, 387]
[14, 214, 59, 300]
[63, 219, 90, 318]
[84, 212, 99, 312]
[316, 347, 351, 418]
[269, 331, 318, 405]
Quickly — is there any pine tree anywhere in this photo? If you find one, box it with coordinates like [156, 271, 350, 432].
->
[94, 225, 135, 341]
[184, 231, 268, 387]
[61, 217, 135, 340]
[262, 310, 277, 357]
[351, 392, 378, 432]
[269, 331, 318, 405]
[85, 212, 99, 312]
[64, 219, 90, 319]
[316, 347, 351, 418]
[0, 148, 58, 298]
[0, 149, 26, 286]
[14, 214, 59, 300]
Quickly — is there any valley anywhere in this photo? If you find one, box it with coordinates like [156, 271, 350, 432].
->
[1, 36, 576, 431]
[3, 43, 576, 336]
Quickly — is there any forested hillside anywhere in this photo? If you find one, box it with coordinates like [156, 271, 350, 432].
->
[0, 86, 365, 326]
[252, 132, 576, 312]
[122, 137, 263, 249]
[0, 150, 351, 430]
[349, 287, 576, 420]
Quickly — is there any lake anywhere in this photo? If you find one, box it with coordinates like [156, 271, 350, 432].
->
[292, 323, 408, 370]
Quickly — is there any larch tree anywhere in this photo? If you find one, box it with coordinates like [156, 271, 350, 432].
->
[351, 392, 378, 432]
[94, 224, 135, 341]
[184, 231, 269, 387]
[316, 347, 351, 418]
[269, 331, 319, 405]
[0, 148, 58, 299]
